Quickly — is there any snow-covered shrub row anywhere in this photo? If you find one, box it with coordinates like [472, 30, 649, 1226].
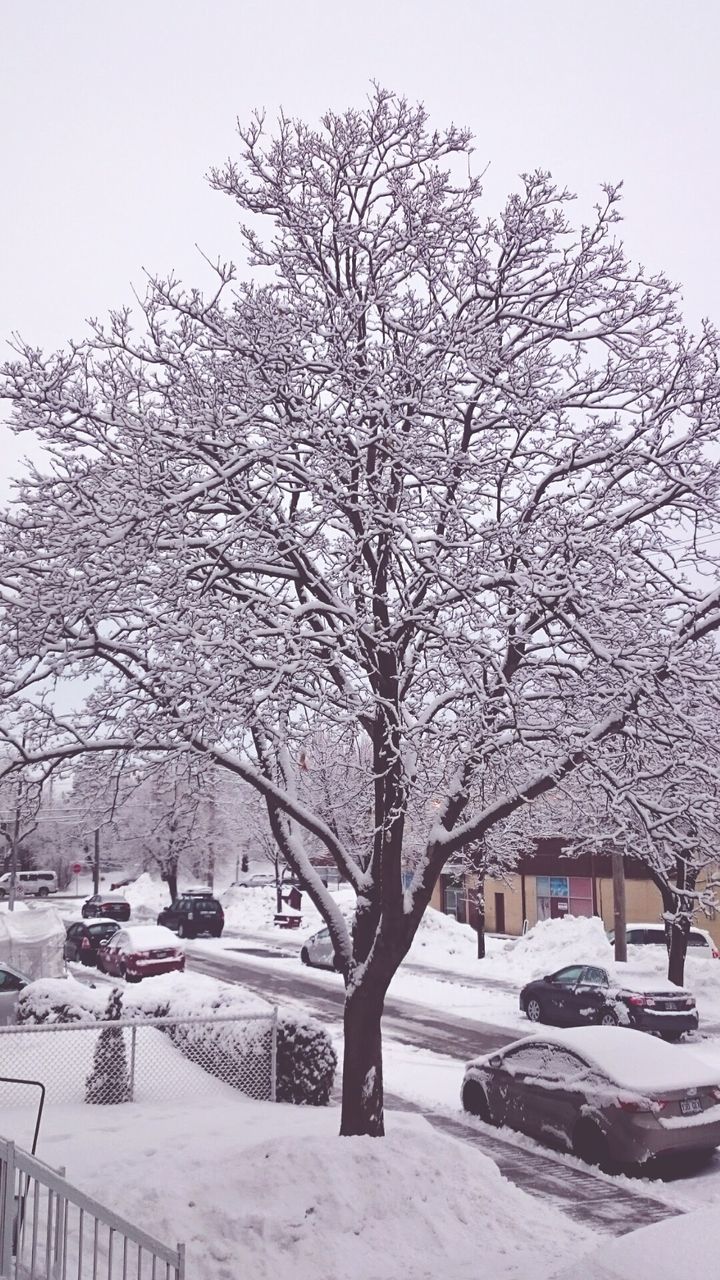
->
[18, 974, 337, 1105]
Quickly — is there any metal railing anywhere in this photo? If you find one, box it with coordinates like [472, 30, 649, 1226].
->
[0, 1136, 185, 1279]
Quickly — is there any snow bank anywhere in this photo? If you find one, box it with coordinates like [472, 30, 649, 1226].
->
[122, 873, 169, 919]
[487, 915, 613, 982]
[34, 1101, 594, 1280]
[551, 1206, 720, 1280]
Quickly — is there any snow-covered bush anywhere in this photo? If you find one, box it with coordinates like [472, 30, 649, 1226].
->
[275, 1013, 337, 1106]
[17, 977, 108, 1024]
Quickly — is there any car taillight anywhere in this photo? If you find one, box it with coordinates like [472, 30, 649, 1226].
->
[627, 995, 655, 1008]
[710, 1087, 720, 1102]
[713, 950, 720, 960]
[80, 937, 91, 951]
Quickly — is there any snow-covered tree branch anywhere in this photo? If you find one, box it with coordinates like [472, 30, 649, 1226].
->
[2, 88, 720, 1135]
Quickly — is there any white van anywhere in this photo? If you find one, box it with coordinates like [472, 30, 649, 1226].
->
[0, 870, 58, 898]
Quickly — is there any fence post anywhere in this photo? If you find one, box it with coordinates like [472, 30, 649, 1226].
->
[0, 1140, 15, 1278]
[130, 1025, 138, 1100]
[177, 1240, 186, 1279]
[270, 1007, 278, 1102]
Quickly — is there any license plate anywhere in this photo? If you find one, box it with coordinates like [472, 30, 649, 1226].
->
[680, 1098, 702, 1116]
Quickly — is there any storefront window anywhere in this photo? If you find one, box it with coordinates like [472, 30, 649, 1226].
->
[536, 874, 593, 920]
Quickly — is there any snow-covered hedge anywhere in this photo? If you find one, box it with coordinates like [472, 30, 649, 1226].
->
[18, 974, 337, 1106]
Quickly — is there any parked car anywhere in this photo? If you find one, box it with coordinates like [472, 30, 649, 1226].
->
[300, 927, 339, 970]
[0, 961, 30, 1024]
[519, 963, 698, 1040]
[157, 889, 224, 939]
[96, 925, 184, 982]
[63, 919, 121, 966]
[81, 893, 131, 922]
[608, 923, 719, 958]
[0, 870, 58, 897]
[461, 1025, 720, 1170]
[228, 870, 275, 890]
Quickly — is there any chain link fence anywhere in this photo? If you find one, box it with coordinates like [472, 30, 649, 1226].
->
[0, 1012, 277, 1149]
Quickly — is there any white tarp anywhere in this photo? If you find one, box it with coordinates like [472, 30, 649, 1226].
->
[0, 904, 66, 980]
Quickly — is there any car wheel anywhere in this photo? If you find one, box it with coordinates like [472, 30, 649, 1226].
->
[661, 1031, 683, 1042]
[526, 997, 544, 1024]
[598, 1009, 618, 1027]
[461, 1080, 494, 1123]
[573, 1119, 611, 1169]
[300, 946, 310, 966]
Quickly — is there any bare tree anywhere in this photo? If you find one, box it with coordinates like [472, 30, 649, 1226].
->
[2, 90, 720, 1135]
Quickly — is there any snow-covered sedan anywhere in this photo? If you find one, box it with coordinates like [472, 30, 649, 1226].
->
[96, 925, 185, 982]
[300, 927, 339, 971]
[519, 963, 698, 1040]
[462, 1026, 720, 1170]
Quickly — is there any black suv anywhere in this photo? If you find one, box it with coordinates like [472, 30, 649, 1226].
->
[157, 889, 224, 939]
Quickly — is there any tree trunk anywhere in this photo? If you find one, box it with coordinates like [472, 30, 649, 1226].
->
[340, 983, 386, 1137]
[476, 877, 486, 960]
[666, 918, 690, 987]
[611, 848, 627, 963]
[166, 866, 178, 901]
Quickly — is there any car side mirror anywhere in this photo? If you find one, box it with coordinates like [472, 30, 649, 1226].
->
[543, 974, 554, 983]
[489, 1055, 502, 1068]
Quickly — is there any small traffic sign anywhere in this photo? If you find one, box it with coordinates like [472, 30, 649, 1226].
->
[71, 862, 83, 875]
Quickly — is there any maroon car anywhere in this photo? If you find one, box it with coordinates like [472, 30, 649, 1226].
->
[97, 925, 185, 982]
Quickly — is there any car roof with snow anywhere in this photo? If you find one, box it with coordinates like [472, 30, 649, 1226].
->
[610, 921, 712, 937]
[112, 925, 181, 948]
[472, 1025, 720, 1092]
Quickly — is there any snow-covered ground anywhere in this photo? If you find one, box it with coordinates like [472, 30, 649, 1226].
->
[33, 877, 720, 1273]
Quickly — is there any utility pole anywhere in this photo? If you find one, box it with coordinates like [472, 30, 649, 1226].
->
[612, 847, 627, 963]
[93, 828, 100, 895]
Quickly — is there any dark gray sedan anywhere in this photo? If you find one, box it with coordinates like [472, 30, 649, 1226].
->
[462, 1026, 720, 1170]
[519, 963, 698, 1040]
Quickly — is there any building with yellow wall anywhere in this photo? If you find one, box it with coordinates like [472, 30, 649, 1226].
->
[431, 840, 720, 948]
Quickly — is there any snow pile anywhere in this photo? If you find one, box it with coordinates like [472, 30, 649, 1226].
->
[220, 882, 357, 937]
[409, 908, 479, 961]
[551, 1206, 720, 1280]
[491, 915, 613, 982]
[122, 873, 169, 920]
[38, 1102, 594, 1280]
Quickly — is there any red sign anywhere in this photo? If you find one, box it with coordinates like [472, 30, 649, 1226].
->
[71, 863, 83, 875]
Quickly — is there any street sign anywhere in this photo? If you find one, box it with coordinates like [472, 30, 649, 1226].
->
[71, 862, 82, 876]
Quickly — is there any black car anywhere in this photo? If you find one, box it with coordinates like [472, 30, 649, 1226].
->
[81, 893, 131, 922]
[64, 919, 122, 965]
[519, 963, 698, 1041]
[157, 889, 224, 939]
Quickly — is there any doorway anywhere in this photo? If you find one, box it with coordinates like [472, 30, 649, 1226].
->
[494, 892, 506, 933]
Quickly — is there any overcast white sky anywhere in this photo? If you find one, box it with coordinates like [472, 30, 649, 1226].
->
[1, 0, 718, 482]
